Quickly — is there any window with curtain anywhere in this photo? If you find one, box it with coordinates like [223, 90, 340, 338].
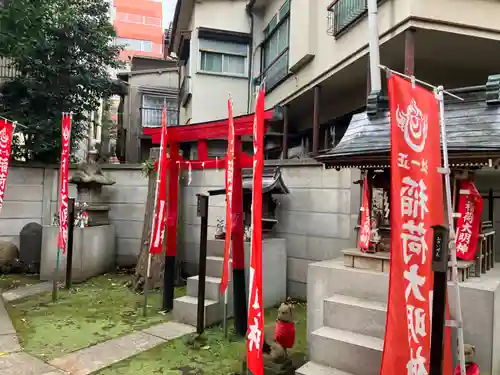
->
[141, 94, 178, 127]
[199, 38, 248, 76]
[115, 37, 154, 53]
[261, 0, 290, 91]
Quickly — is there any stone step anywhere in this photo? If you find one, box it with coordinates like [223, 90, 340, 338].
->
[187, 275, 228, 302]
[296, 362, 355, 375]
[206, 256, 231, 278]
[172, 296, 221, 328]
[207, 239, 225, 257]
[309, 326, 383, 375]
[323, 295, 387, 340]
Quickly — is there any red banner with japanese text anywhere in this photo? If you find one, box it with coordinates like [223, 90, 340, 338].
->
[149, 106, 169, 254]
[247, 88, 265, 375]
[381, 74, 452, 374]
[57, 113, 72, 253]
[0, 120, 14, 212]
[456, 180, 483, 261]
[220, 99, 235, 294]
[359, 176, 371, 251]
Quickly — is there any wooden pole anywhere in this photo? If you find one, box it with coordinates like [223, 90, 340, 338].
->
[65, 199, 75, 290]
[312, 86, 320, 155]
[404, 28, 416, 76]
[196, 194, 209, 335]
[282, 105, 289, 159]
[163, 143, 180, 312]
[232, 136, 247, 336]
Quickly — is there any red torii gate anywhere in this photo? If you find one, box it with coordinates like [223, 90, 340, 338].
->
[143, 108, 277, 335]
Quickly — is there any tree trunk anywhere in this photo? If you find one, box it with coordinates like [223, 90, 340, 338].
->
[132, 169, 166, 292]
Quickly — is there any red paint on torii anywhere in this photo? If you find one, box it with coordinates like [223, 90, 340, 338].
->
[146, 109, 276, 272]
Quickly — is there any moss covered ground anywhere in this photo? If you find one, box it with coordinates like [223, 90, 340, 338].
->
[96, 302, 308, 375]
[0, 273, 41, 291]
[6, 274, 185, 360]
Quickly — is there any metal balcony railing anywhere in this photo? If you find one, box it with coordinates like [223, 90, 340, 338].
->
[179, 75, 191, 108]
[0, 57, 18, 80]
[140, 107, 179, 128]
[327, 0, 383, 37]
[256, 48, 289, 92]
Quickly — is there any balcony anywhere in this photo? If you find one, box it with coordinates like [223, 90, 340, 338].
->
[179, 75, 192, 108]
[0, 57, 17, 80]
[327, 0, 383, 37]
[141, 107, 179, 128]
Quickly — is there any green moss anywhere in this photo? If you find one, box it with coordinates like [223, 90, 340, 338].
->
[96, 302, 308, 375]
[6, 274, 186, 360]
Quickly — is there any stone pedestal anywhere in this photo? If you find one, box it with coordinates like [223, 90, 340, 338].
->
[40, 225, 115, 282]
[76, 184, 110, 226]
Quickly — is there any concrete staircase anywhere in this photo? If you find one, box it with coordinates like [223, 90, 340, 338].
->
[173, 240, 233, 327]
[296, 260, 389, 375]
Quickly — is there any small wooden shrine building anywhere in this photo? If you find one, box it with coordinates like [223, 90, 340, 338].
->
[315, 75, 500, 282]
[208, 166, 290, 234]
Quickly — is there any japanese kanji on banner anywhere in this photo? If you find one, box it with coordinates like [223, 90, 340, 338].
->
[381, 74, 452, 374]
[359, 176, 371, 251]
[149, 106, 169, 254]
[247, 87, 265, 375]
[0, 120, 14, 212]
[456, 180, 483, 261]
[57, 113, 72, 253]
[220, 99, 235, 294]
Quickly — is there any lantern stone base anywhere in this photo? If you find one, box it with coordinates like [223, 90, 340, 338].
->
[39, 225, 115, 283]
[297, 258, 500, 375]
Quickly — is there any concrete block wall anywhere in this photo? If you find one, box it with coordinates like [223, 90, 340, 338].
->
[180, 160, 361, 299]
[0, 164, 148, 267]
[0, 162, 361, 300]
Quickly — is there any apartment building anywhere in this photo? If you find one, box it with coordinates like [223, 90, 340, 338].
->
[115, 56, 179, 163]
[113, 0, 165, 61]
[169, 0, 500, 159]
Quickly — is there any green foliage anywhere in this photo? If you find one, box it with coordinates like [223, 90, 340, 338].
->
[141, 159, 156, 177]
[0, 0, 123, 163]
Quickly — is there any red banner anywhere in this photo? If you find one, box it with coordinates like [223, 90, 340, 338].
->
[149, 106, 169, 254]
[381, 74, 451, 374]
[0, 120, 14, 212]
[247, 88, 265, 375]
[57, 113, 72, 253]
[220, 99, 235, 294]
[359, 176, 371, 251]
[456, 180, 483, 261]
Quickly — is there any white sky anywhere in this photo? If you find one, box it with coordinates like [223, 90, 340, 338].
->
[162, 0, 176, 28]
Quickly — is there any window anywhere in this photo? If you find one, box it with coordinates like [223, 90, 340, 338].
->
[141, 95, 178, 127]
[116, 12, 162, 28]
[198, 39, 248, 76]
[261, 0, 290, 91]
[116, 37, 154, 53]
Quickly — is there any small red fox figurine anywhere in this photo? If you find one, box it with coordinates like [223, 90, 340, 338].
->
[454, 344, 479, 375]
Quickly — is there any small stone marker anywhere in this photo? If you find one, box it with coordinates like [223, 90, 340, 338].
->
[19, 222, 43, 273]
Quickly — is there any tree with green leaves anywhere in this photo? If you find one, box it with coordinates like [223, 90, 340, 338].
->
[0, 0, 123, 162]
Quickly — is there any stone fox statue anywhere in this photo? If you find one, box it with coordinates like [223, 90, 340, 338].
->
[454, 344, 479, 375]
[262, 302, 296, 363]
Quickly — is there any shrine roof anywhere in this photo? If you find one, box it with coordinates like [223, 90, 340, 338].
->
[316, 74, 500, 169]
[208, 167, 290, 196]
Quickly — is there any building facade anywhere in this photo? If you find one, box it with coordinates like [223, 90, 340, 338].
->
[112, 0, 165, 61]
[116, 56, 179, 163]
[169, 0, 500, 159]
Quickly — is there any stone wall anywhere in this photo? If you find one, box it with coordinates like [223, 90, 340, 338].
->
[180, 159, 361, 299]
[0, 161, 361, 299]
[0, 164, 148, 267]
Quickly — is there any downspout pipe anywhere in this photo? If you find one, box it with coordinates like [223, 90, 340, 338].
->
[367, 0, 381, 94]
[246, 0, 256, 113]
